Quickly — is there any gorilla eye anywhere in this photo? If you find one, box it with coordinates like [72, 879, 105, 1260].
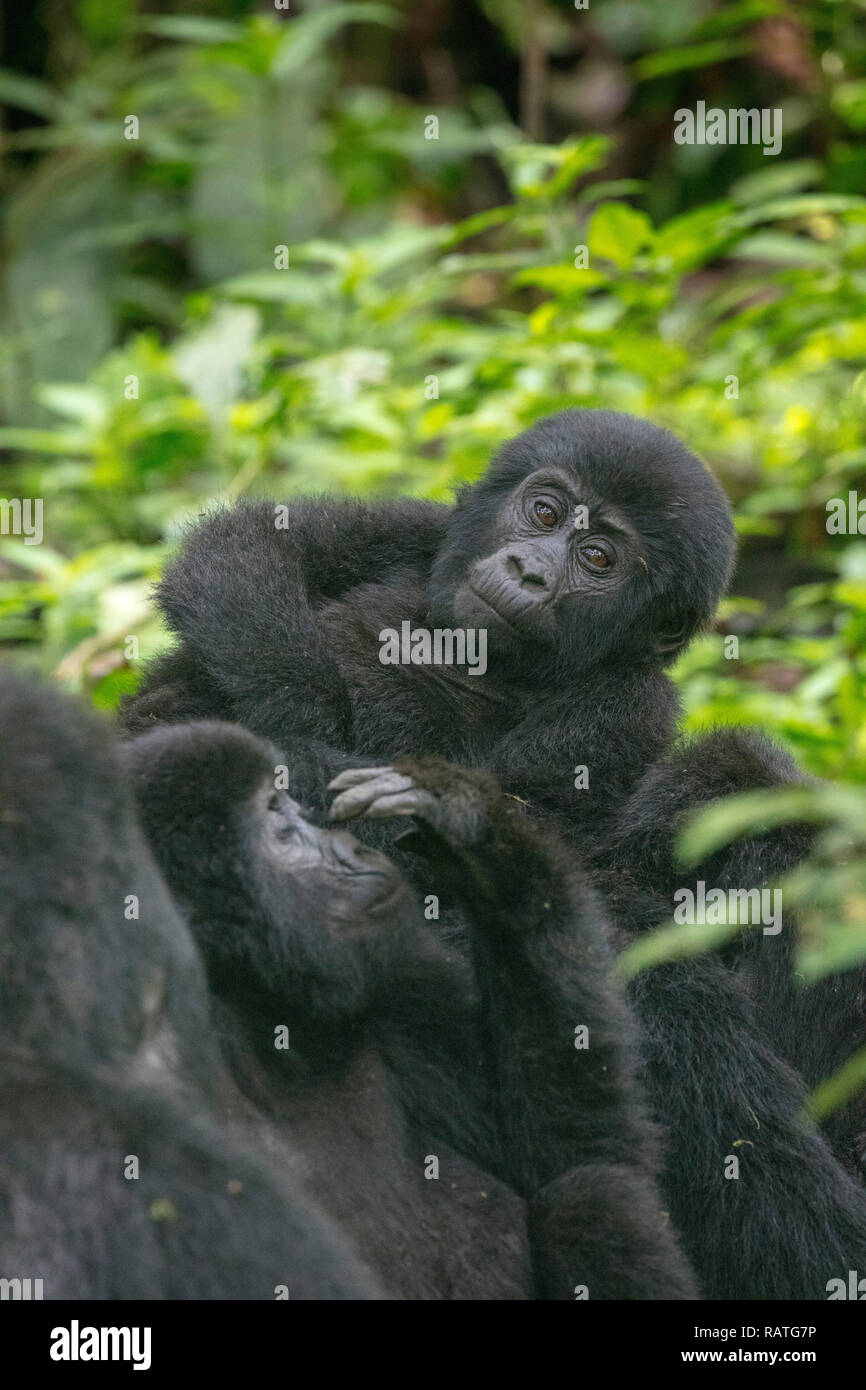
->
[580, 545, 612, 571]
[533, 501, 559, 528]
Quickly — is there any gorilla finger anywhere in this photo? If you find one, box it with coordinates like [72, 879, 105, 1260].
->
[328, 767, 395, 791]
[328, 773, 416, 821]
[361, 790, 438, 820]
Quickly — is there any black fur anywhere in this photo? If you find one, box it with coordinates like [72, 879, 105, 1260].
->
[124, 721, 698, 1299]
[119, 407, 866, 1297]
[603, 730, 866, 1185]
[120, 410, 735, 839]
[0, 669, 379, 1300]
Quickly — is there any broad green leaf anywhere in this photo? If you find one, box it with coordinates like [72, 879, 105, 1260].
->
[633, 39, 752, 81]
[271, 5, 396, 78]
[616, 916, 744, 982]
[137, 17, 241, 43]
[36, 385, 107, 427]
[807, 1045, 866, 1120]
[587, 203, 653, 270]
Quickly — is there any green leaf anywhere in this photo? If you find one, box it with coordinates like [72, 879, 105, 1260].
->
[799, 923, 866, 982]
[676, 789, 823, 865]
[728, 233, 835, 266]
[220, 272, 323, 305]
[137, 17, 241, 43]
[271, 4, 397, 78]
[512, 265, 607, 294]
[587, 203, 653, 270]
[806, 1044, 866, 1120]
[616, 916, 744, 982]
[832, 80, 866, 132]
[0, 69, 72, 120]
[633, 39, 752, 81]
[500, 137, 609, 199]
[653, 202, 736, 271]
[0, 428, 88, 454]
[36, 385, 107, 427]
[733, 195, 866, 228]
[730, 160, 823, 205]
[543, 138, 612, 199]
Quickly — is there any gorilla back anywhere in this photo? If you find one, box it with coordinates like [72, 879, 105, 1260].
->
[0, 668, 379, 1299]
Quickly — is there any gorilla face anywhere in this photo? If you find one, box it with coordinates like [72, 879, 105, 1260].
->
[125, 722, 414, 1020]
[247, 781, 409, 926]
[450, 466, 642, 647]
[429, 408, 737, 675]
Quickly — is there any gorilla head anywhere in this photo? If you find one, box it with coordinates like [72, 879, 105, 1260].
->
[123, 722, 413, 1024]
[429, 409, 736, 675]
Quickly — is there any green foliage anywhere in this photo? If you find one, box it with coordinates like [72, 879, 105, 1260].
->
[2, 1, 866, 1074]
[619, 779, 866, 982]
[5, 133, 866, 788]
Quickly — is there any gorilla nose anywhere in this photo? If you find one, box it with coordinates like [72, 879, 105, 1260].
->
[330, 831, 374, 869]
[506, 553, 549, 592]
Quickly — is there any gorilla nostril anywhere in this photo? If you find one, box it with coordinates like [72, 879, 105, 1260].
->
[506, 554, 547, 591]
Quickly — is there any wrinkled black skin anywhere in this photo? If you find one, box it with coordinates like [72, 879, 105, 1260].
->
[0, 669, 379, 1300]
[124, 720, 698, 1299]
[120, 408, 866, 1297]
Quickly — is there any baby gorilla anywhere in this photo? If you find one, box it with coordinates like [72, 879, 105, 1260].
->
[0, 668, 377, 1300]
[125, 720, 697, 1299]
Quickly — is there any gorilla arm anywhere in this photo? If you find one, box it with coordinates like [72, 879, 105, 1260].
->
[625, 941, 866, 1300]
[605, 726, 866, 1181]
[329, 757, 699, 1299]
[120, 495, 448, 740]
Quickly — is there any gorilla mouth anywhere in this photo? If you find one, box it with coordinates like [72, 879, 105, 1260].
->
[349, 870, 404, 906]
[467, 585, 523, 632]
[468, 583, 552, 639]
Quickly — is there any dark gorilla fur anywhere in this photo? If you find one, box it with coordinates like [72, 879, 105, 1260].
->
[124, 719, 698, 1299]
[122, 410, 736, 840]
[120, 408, 866, 1297]
[0, 668, 379, 1300]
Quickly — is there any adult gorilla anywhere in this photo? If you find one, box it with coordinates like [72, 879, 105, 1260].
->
[120, 408, 866, 1297]
[0, 665, 696, 1299]
[0, 668, 378, 1300]
[124, 720, 699, 1299]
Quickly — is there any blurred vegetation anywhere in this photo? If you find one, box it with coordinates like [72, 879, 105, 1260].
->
[1, 0, 866, 1010]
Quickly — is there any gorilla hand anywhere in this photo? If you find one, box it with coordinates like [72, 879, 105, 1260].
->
[329, 757, 534, 910]
[328, 758, 508, 851]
